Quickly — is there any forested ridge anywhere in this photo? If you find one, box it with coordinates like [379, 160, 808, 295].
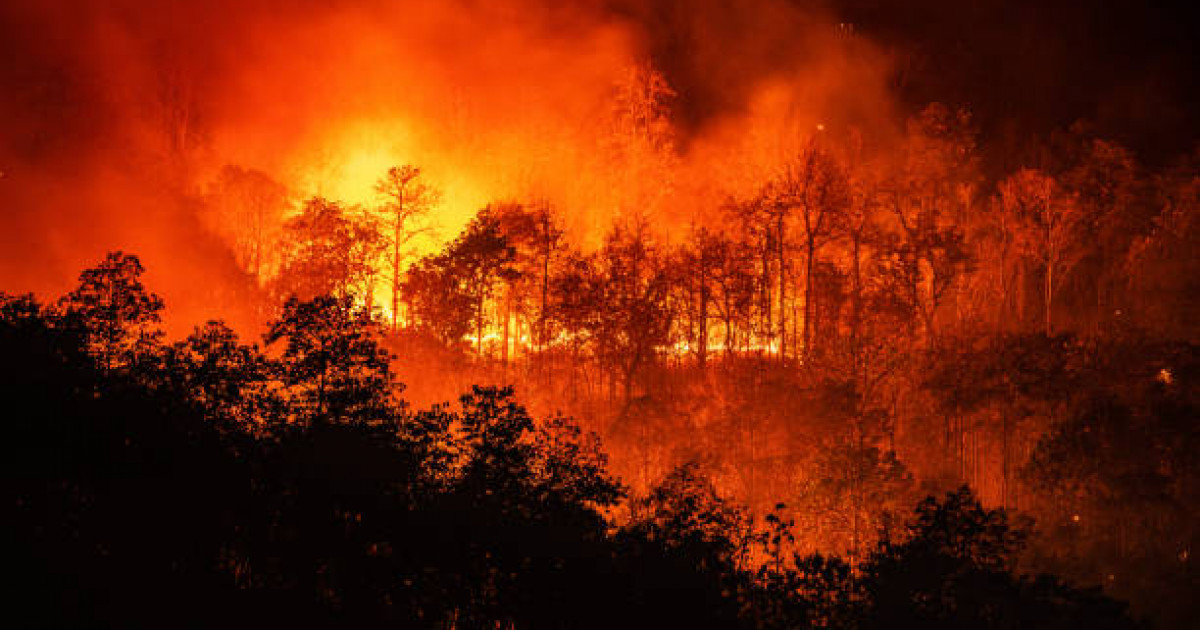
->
[2, 2, 1196, 626]
[176, 93, 1200, 626]
[5, 251, 1189, 628]
[6, 104, 1198, 627]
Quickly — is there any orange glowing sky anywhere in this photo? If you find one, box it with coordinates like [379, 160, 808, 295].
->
[3, 0, 1189, 333]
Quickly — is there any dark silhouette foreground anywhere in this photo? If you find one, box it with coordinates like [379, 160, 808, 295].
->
[4, 253, 1137, 628]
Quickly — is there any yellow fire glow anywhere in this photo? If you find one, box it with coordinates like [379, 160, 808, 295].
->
[291, 118, 490, 243]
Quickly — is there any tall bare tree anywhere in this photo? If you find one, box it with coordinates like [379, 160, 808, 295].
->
[999, 169, 1085, 335]
[490, 201, 565, 363]
[606, 63, 678, 219]
[375, 165, 441, 330]
[791, 143, 851, 359]
[886, 104, 978, 348]
[204, 165, 289, 281]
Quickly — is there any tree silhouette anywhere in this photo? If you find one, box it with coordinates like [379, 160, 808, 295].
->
[274, 197, 384, 303]
[57, 251, 164, 371]
[9, 137, 1186, 629]
[265, 295, 395, 427]
[794, 443, 915, 567]
[163, 320, 277, 432]
[999, 168, 1086, 335]
[401, 206, 519, 357]
[616, 463, 749, 628]
[449, 207, 520, 357]
[374, 165, 441, 330]
[203, 165, 289, 281]
[885, 103, 978, 348]
[770, 141, 852, 359]
[401, 252, 476, 348]
[862, 486, 1135, 629]
[606, 63, 678, 217]
[489, 202, 565, 363]
[553, 219, 674, 409]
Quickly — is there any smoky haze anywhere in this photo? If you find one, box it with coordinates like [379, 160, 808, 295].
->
[0, 0, 1193, 331]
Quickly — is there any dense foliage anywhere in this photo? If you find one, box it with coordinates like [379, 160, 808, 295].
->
[3, 253, 1144, 628]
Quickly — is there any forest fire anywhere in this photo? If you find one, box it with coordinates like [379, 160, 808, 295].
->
[2, 0, 1197, 627]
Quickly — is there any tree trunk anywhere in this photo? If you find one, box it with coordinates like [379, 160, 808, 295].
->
[803, 235, 816, 360]
[1045, 259, 1054, 336]
[761, 244, 772, 353]
[476, 296, 485, 357]
[698, 269, 709, 369]
[1001, 403, 1010, 509]
[391, 195, 403, 331]
[777, 216, 787, 361]
[850, 232, 863, 379]
[540, 237, 550, 350]
[502, 295, 511, 367]
[724, 306, 734, 361]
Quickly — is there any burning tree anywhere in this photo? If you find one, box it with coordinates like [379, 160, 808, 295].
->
[401, 253, 474, 349]
[203, 165, 290, 281]
[998, 168, 1086, 335]
[400, 206, 518, 357]
[605, 63, 678, 218]
[450, 207, 520, 357]
[489, 202, 566, 364]
[553, 219, 674, 410]
[274, 198, 385, 304]
[374, 165, 441, 330]
[775, 141, 852, 360]
[884, 103, 978, 348]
